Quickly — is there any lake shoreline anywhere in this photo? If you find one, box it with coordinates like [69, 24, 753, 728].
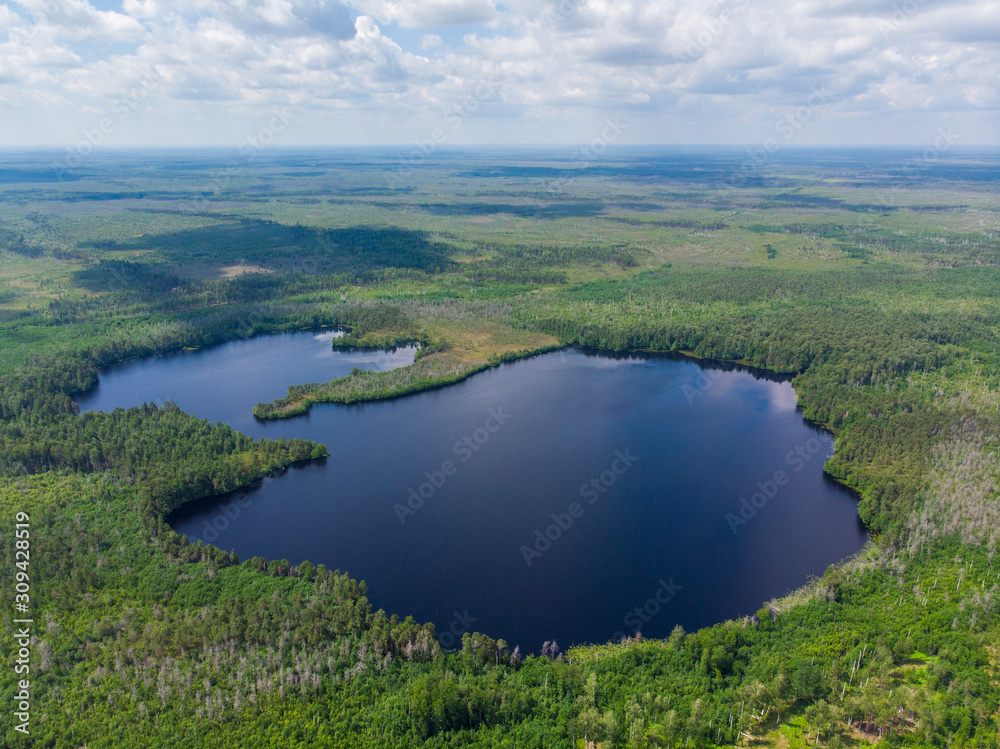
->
[77, 326, 868, 649]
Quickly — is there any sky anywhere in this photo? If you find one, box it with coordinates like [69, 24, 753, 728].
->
[1, 0, 998, 150]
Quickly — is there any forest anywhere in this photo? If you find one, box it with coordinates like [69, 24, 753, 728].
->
[1, 148, 999, 747]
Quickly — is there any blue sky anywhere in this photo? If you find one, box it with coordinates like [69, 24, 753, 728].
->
[1, 0, 997, 149]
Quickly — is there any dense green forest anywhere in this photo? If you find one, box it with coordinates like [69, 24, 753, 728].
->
[1, 149, 999, 747]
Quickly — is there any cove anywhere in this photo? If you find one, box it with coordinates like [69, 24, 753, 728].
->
[76, 332, 867, 652]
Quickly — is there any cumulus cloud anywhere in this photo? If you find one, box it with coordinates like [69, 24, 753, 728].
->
[354, 0, 498, 28]
[420, 33, 442, 49]
[0, 0, 996, 145]
[14, 0, 144, 40]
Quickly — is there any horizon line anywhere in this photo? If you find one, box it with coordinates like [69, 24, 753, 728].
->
[1, 143, 999, 152]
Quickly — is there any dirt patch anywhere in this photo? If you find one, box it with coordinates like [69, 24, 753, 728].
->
[219, 264, 272, 278]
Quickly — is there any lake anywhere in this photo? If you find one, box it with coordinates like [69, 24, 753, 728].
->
[75, 331, 867, 652]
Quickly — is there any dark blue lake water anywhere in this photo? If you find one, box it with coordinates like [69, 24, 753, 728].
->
[76, 332, 867, 652]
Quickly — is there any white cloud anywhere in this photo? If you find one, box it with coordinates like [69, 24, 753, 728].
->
[420, 33, 442, 49]
[15, 0, 145, 41]
[0, 0, 997, 145]
[352, 0, 498, 28]
[962, 85, 997, 109]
